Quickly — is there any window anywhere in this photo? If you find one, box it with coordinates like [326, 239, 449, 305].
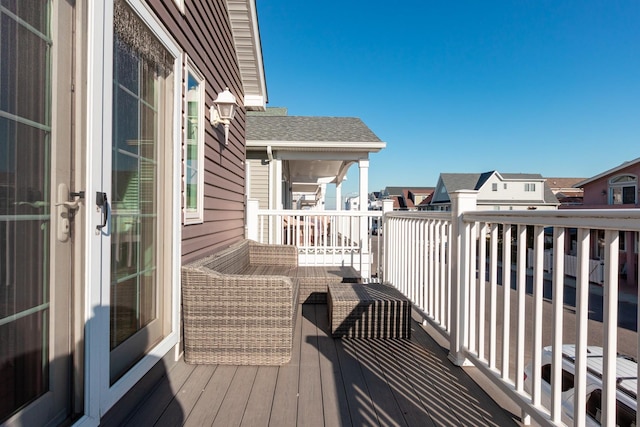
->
[525, 183, 536, 192]
[504, 183, 508, 189]
[184, 59, 205, 224]
[492, 183, 498, 191]
[540, 364, 574, 391]
[610, 175, 637, 205]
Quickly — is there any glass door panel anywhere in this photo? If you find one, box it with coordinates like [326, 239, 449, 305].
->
[1, 0, 76, 424]
[109, 0, 172, 384]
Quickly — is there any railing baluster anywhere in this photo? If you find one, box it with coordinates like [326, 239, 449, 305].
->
[573, 227, 590, 427]
[516, 224, 527, 393]
[468, 221, 478, 353]
[531, 225, 544, 409]
[551, 226, 565, 423]
[602, 229, 619, 427]
[477, 222, 487, 361]
[501, 224, 512, 380]
[489, 223, 498, 370]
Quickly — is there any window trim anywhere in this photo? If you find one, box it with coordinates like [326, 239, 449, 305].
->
[609, 174, 637, 205]
[183, 56, 206, 224]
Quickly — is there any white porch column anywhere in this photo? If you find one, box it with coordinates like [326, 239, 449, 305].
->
[335, 181, 342, 211]
[448, 190, 478, 366]
[269, 158, 283, 244]
[246, 199, 259, 241]
[359, 159, 370, 278]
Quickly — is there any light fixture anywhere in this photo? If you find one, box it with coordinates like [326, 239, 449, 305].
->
[210, 87, 237, 145]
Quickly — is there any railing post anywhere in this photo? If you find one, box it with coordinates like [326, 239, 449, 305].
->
[381, 200, 393, 282]
[448, 190, 478, 366]
[246, 199, 259, 241]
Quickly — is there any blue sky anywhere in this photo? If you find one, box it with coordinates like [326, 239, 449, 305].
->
[256, 1, 640, 204]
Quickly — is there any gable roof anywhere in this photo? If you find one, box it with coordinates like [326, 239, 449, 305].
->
[435, 171, 558, 205]
[574, 157, 640, 188]
[246, 116, 383, 146]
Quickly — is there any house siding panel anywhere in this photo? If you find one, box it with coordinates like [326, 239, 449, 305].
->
[248, 158, 269, 209]
[144, 0, 248, 263]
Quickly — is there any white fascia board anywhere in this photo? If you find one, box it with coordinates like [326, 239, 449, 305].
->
[246, 140, 387, 152]
[244, 94, 265, 110]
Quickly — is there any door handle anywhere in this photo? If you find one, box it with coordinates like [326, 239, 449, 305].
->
[96, 192, 109, 231]
[57, 183, 84, 242]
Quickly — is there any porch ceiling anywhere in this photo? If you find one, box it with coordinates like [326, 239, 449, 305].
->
[286, 159, 353, 194]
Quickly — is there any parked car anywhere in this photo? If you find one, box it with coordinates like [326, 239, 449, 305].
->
[371, 220, 382, 236]
[524, 345, 636, 426]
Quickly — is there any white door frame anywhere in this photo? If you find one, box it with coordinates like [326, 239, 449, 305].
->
[78, 1, 182, 424]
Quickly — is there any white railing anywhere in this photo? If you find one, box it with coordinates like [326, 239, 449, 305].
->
[384, 190, 640, 427]
[246, 201, 385, 278]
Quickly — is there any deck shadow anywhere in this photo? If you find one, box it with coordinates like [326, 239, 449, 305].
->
[302, 303, 518, 426]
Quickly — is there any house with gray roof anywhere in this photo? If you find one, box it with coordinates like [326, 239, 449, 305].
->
[246, 109, 385, 210]
[429, 171, 559, 211]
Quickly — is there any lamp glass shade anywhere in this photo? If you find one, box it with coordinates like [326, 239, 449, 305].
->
[214, 88, 236, 120]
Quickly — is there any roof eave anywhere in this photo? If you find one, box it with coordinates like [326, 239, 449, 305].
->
[246, 140, 387, 152]
[227, 0, 268, 111]
[574, 157, 640, 188]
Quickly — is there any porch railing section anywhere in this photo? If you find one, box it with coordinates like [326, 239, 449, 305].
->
[384, 190, 640, 427]
[246, 200, 384, 278]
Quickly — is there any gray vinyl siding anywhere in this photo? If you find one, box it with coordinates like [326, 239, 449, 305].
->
[247, 157, 270, 241]
[247, 158, 269, 209]
[145, 0, 248, 263]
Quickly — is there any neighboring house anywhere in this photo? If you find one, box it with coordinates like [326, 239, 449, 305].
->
[545, 177, 585, 207]
[1, 0, 266, 425]
[245, 110, 386, 212]
[381, 186, 434, 211]
[574, 157, 640, 209]
[429, 172, 559, 211]
[345, 195, 361, 210]
[570, 158, 640, 289]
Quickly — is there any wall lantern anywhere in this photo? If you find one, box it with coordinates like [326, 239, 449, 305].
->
[210, 87, 237, 145]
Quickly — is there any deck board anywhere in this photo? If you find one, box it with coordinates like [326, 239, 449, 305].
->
[240, 366, 278, 427]
[155, 364, 212, 426]
[183, 365, 236, 427]
[107, 303, 519, 427]
[297, 305, 325, 427]
[268, 302, 303, 427]
[315, 305, 353, 427]
[211, 366, 258, 427]
[122, 356, 195, 427]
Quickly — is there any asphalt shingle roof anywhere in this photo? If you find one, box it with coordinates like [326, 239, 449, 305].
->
[438, 172, 558, 205]
[246, 116, 382, 142]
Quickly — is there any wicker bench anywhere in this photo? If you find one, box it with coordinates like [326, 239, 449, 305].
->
[328, 283, 411, 339]
[181, 239, 360, 365]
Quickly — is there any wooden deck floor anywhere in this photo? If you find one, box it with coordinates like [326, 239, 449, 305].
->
[102, 304, 519, 427]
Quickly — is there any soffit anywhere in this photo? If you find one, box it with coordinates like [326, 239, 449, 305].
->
[226, 0, 267, 110]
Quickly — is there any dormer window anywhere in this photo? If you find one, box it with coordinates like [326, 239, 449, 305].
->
[609, 174, 637, 205]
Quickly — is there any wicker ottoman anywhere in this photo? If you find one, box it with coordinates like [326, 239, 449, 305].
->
[327, 283, 411, 338]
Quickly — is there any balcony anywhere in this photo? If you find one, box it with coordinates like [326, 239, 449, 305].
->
[105, 192, 639, 426]
[101, 304, 517, 426]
